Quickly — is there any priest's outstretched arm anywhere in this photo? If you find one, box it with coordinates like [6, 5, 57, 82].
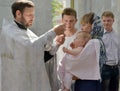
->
[44, 34, 65, 62]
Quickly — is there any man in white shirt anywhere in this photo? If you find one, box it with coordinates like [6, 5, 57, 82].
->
[101, 11, 120, 91]
[0, 0, 65, 91]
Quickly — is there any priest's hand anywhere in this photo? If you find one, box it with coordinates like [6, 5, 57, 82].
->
[53, 24, 65, 35]
[55, 34, 65, 46]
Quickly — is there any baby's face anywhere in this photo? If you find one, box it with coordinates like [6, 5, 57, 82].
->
[80, 23, 92, 33]
[73, 34, 86, 47]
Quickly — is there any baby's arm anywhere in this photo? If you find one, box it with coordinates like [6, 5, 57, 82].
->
[63, 47, 83, 56]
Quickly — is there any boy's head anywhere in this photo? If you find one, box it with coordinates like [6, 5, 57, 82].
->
[101, 11, 114, 31]
[80, 12, 94, 33]
[62, 8, 77, 30]
[73, 31, 91, 48]
[62, 8, 77, 19]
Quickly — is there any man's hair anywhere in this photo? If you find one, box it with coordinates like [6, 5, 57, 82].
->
[11, 0, 34, 18]
[80, 12, 94, 24]
[62, 8, 77, 19]
[101, 11, 114, 18]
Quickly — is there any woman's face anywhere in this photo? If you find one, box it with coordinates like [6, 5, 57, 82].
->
[80, 23, 92, 33]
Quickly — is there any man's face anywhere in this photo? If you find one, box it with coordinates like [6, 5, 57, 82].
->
[62, 15, 77, 31]
[18, 7, 35, 27]
[80, 23, 92, 33]
[102, 16, 114, 31]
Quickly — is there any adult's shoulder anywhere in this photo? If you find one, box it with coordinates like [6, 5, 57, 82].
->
[86, 39, 100, 49]
[88, 39, 100, 44]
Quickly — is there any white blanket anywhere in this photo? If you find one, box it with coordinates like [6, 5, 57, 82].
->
[64, 39, 101, 80]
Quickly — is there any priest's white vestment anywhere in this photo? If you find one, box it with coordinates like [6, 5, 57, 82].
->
[0, 20, 56, 91]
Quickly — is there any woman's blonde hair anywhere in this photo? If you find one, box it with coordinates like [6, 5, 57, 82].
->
[80, 12, 94, 24]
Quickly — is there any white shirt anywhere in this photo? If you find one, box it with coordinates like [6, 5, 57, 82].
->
[56, 31, 78, 66]
[102, 29, 119, 65]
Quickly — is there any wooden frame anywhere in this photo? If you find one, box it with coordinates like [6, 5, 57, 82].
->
[70, 0, 74, 8]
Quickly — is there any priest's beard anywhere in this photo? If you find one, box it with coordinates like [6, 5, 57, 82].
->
[20, 15, 33, 28]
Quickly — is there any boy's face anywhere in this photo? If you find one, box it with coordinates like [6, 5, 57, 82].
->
[62, 15, 77, 31]
[80, 23, 92, 33]
[102, 16, 114, 31]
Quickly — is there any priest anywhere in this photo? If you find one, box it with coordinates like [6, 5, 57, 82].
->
[0, 0, 65, 91]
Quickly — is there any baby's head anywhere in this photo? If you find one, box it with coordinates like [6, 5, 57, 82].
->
[72, 31, 91, 48]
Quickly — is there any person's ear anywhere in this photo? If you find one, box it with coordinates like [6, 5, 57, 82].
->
[62, 18, 64, 23]
[75, 19, 78, 23]
[16, 10, 22, 18]
[113, 19, 114, 22]
[76, 19, 78, 22]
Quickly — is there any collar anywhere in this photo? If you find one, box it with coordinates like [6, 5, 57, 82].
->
[104, 28, 113, 34]
[14, 20, 27, 30]
[104, 29, 108, 33]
